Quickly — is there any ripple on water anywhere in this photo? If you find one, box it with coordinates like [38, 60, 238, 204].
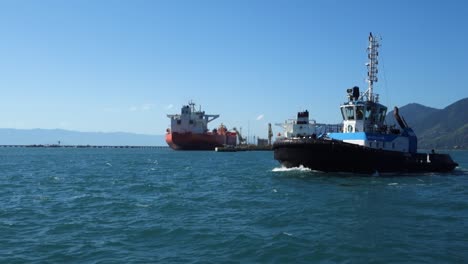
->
[0, 148, 467, 263]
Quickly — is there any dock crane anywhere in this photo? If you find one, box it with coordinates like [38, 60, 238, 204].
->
[233, 127, 247, 145]
[268, 123, 273, 145]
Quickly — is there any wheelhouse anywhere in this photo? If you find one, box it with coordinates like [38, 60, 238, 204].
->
[340, 87, 387, 133]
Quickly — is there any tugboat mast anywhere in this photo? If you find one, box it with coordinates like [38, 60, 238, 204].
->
[365, 32, 380, 102]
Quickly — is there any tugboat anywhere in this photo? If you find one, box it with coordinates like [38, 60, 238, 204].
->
[273, 33, 458, 174]
[166, 101, 237, 150]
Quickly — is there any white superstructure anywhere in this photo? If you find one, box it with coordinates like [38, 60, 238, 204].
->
[276, 110, 318, 139]
[167, 101, 219, 134]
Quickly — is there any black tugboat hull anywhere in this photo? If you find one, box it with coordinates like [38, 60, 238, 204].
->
[273, 139, 458, 174]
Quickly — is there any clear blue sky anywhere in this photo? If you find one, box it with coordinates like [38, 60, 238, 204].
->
[0, 0, 467, 139]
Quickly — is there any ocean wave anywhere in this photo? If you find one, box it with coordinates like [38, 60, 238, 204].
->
[1, 148, 467, 263]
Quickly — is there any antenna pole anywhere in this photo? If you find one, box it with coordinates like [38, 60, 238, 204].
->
[366, 32, 380, 102]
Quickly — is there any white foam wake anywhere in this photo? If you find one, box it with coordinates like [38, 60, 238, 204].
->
[272, 165, 311, 172]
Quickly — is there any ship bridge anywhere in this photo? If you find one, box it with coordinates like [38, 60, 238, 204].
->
[167, 102, 219, 134]
[340, 86, 387, 134]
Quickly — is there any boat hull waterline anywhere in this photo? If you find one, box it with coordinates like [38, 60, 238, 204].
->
[166, 132, 236, 150]
[273, 138, 458, 174]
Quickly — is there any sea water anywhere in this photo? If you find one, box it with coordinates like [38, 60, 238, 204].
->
[1, 148, 467, 263]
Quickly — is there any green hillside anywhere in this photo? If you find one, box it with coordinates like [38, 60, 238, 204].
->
[386, 98, 468, 149]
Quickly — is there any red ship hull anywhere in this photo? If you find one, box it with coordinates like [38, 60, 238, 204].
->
[166, 132, 237, 150]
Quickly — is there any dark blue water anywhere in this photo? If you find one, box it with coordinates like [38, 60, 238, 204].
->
[1, 148, 467, 263]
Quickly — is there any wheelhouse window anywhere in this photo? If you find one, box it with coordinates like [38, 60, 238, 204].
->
[342, 106, 355, 120]
[365, 106, 373, 120]
[378, 107, 387, 122]
[356, 106, 364, 120]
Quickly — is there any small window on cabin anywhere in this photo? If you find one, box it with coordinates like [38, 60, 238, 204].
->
[356, 106, 364, 120]
[345, 107, 355, 120]
[369, 107, 379, 123]
[379, 108, 387, 122]
[177, 120, 181, 125]
[365, 106, 372, 120]
[189, 120, 194, 124]
[392, 143, 395, 149]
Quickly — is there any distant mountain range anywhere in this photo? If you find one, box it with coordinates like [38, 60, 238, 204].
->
[386, 98, 468, 149]
[0, 129, 166, 146]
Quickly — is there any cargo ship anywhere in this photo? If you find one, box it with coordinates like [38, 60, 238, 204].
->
[273, 33, 458, 174]
[166, 101, 237, 150]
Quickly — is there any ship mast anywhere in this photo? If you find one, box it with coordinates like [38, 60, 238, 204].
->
[364, 32, 380, 102]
